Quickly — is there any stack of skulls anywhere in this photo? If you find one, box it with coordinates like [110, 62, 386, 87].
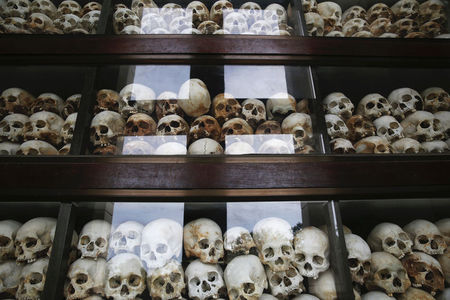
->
[0, 217, 76, 299]
[323, 87, 450, 154]
[302, 0, 449, 38]
[0, 0, 101, 34]
[90, 79, 315, 155]
[112, 0, 294, 35]
[345, 218, 450, 299]
[0, 88, 81, 155]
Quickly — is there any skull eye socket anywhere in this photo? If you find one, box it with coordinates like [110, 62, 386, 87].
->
[329, 101, 337, 108]
[376, 144, 387, 152]
[286, 267, 297, 277]
[313, 255, 324, 265]
[112, 232, 122, 240]
[156, 243, 168, 253]
[295, 130, 305, 138]
[99, 125, 109, 134]
[127, 231, 138, 239]
[295, 253, 305, 262]
[170, 272, 181, 283]
[270, 274, 282, 285]
[36, 120, 46, 128]
[366, 102, 375, 109]
[420, 120, 430, 129]
[389, 122, 399, 129]
[244, 103, 253, 110]
[337, 121, 345, 127]
[216, 103, 225, 111]
[363, 261, 370, 271]
[402, 94, 412, 101]
[379, 269, 391, 280]
[418, 235, 429, 244]
[154, 276, 165, 287]
[233, 123, 243, 130]
[30, 272, 43, 285]
[109, 276, 121, 288]
[138, 121, 150, 129]
[385, 237, 395, 246]
[264, 247, 274, 258]
[170, 121, 180, 128]
[281, 245, 291, 255]
[190, 277, 201, 286]
[207, 271, 218, 282]
[326, 122, 332, 128]
[0, 236, 11, 247]
[95, 237, 106, 247]
[348, 258, 358, 268]
[379, 127, 387, 135]
[25, 238, 37, 248]
[198, 239, 209, 249]
[75, 273, 88, 285]
[129, 274, 141, 287]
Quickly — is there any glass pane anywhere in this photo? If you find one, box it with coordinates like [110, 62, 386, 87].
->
[0, 202, 60, 299]
[316, 66, 450, 154]
[0, 0, 103, 35]
[301, 0, 450, 38]
[340, 198, 450, 298]
[0, 66, 87, 155]
[88, 64, 322, 155]
[110, 0, 300, 35]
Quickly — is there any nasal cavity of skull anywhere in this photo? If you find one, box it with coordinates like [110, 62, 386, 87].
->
[0, 236, 11, 246]
[30, 272, 44, 284]
[202, 280, 211, 292]
[166, 282, 175, 294]
[75, 273, 88, 285]
[121, 284, 130, 296]
[431, 239, 439, 249]
[0, 122, 9, 131]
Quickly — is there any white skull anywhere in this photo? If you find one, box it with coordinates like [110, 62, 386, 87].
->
[122, 140, 154, 155]
[224, 226, 256, 259]
[140, 218, 182, 271]
[26, 111, 64, 146]
[119, 83, 156, 119]
[422, 87, 450, 113]
[120, 25, 142, 34]
[258, 138, 293, 154]
[0, 219, 22, 260]
[160, 3, 184, 25]
[388, 88, 423, 121]
[302, 0, 318, 13]
[17, 140, 58, 155]
[263, 4, 287, 29]
[184, 218, 224, 264]
[225, 141, 255, 155]
[401, 111, 444, 142]
[147, 260, 185, 300]
[240, 99, 266, 129]
[185, 259, 226, 300]
[154, 142, 187, 155]
[357, 94, 391, 120]
[373, 116, 404, 142]
[81, 10, 100, 33]
[266, 93, 296, 122]
[391, 0, 419, 19]
[305, 12, 324, 36]
[281, 113, 313, 151]
[265, 264, 304, 299]
[397, 287, 435, 300]
[253, 217, 294, 272]
[249, 20, 273, 35]
[404, 219, 447, 255]
[435, 219, 450, 245]
[361, 291, 395, 300]
[1, 17, 31, 34]
[293, 226, 329, 279]
[0, 260, 23, 296]
[113, 8, 140, 34]
[210, 0, 233, 27]
[367, 3, 394, 23]
[61, 112, 77, 144]
[325, 114, 348, 139]
[30, 0, 57, 18]
[25, 13, 55, 33]
[58, 0, 81, 16]
[330, 138, 355, 154]
[354, 136, 391, 154]
[240, 2, 263, 26]
[345, 233, 371, 285]
[292, 295, 320, 300]
[131, 0, 158, 19]
[188, 138, 224, 155]
[342, 5, 366, 23]
[156, 114, 189, 137]
[224, 255, 267, 300]
[368, 223, 413, 259]
[308, 270, 362, 300]
[169, 16, 194, 33]
[177, 79, 211, 118]
[342, 18, 368, 36]
[54, 13, 81, 33]
[110, 221, 144, 256]
[90, 111, 125, 147]
[323, 92, 354, 120]
[65, 258, 107, 300]
[141, 13, 168, 34]
[317, 1, 342, 33]
[186, 1, 209, 27]
[16, 258, 48, 300]
[223, 12, 248, 34]
[422, 140, 449, 153]
[0, 113, 29, 143]
[78, 219, 112, 259]
[4, 0, 30, 18]
[15, 217, 56, 263]
[105, 253, 147, 300]
[366, 252, 411, 296]
[391, 137, 422, 153]
[419, 0, 446, 25]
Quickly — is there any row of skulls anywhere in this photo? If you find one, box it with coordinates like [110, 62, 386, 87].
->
[60, 217, 333, 300]
[303, 0, 449, 38]
[323, 88, 450, 154]
[113, 0, 292, 35]
[90, 80, 315, 155]
[342, 218, 449, 299]
[0, 0, 101, 34]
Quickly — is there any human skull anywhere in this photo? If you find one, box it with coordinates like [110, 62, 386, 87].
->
[169, 16, 194, 33]
[30, 0, 57, 19]
[397, 287, 435, 300]
[240, 2, 263, 26]
[323, 92, 354, 120]
[141, 13, 168, 34]
[124, 113, 156, 136]
[308, 270, 363, 300]
[4, 0, 30, 18]
[266, 93, 296, 122]
[354, 136, 391, 154]
[0, 17, 31, 34]
[346, 115, 376, 143]
[256, 120, 281, 135]
[241, 99, 266, 129]
[224, 255, 267, 300]
[131, 0, 158, 19]
[249, 20, 273, 34]
[368, 222, 413, 259]
[16, 258, 48, 300]
[54, 13, 81, 33]
[188, 138, 223, 155]
[119, 83, 155, 119]
[225, 141, 255, 155]
[105, 253, 147, 300]
[223, 226, 256, 260]
[0, 260, 22, 296]
[421, 87, 450, 113]
[330, 138, 355, 154]
[223, 12, 248, 34]
[343, 18, 369, 36]
[220, 118, 253, 143]
[342, 6, 366, 23]
[78, 219, 112, 259]
[189, 115, 221, 143]
[65, 258, 107, 300]
[113, 8, 140, 34]
[0, 113, 29, 142]
[419, 21, 442, 37]
[96, 89, 120, 113]
[357, 94, 391, 120]
[58, 143, 71, 155]
[31, 93, 64, 115]
[184, 218, 224, 264]
[367, 3, 394, 23]
[159, 3, 184, 25]
[403, 219, 447, 255]
[80, 10, 100, 33]
[302, 0, 318, 13]
[156, 91, 183, 120]
[60, 113, 77, 144]
[109, 221, 143, 256]
[17, 140, 58, 155]
[58, 0, 81, 16]
[373, 116, 404, 142]
[422, 140, 449, 152]
[401, 111, 444, 142]
[178, 79, 211, 118]
[147, 260, 185, 300]
[317, 1, 342, 33]
[120, 25, 142, 34]
[63, 94, 81, 119]
[185, 259, 226, 300]
[258, 138, 294, 154]
[292, 294, 320, 300]
[435, 219, 450, 244]
[391, 138, 422, 153]
[15, 217, 56, 263]
[186, 1, 209, 27]
[25, 111, 64, 146]
[121, 140, 154, 155]
[391, 0, 419, 20]
[361, 291, 395, 299]
[82, 2, 101, 15]
[345, 233, 371, 285]
[390, 18, 419, 37]
[369, 18, 392, 36]
[388, 88, 423, 121]
[140, 218, 182, 271]
[210, 0, 233, 27]
[366, 252, 410, 296]
[156, 115, 189, 137]
[0, 219, 22, 260]
[25, 13, 55, 33]
[266, 264, 304, 299]
[212, 93, 242, 125]
[154, 142, 187, 155]
[0, 87, 35, 116]
[90, 111, 125, 147]
[263, 4, 287, 30]
[419, 0, 446, 25]
[305, 12, 324, 36]
[401, 251, 444, 295]
[281, 113, 313, 151]
[325, 114, 348, 139]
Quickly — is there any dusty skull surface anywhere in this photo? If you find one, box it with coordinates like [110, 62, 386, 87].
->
[266, 93, 296, 122]
[317, 1, 342, 33]
[342, 5, 366, 23]
[156, 114, 189, 137]
[16, 258, 48, 300]
[343, 18, 369, 36]
[147, 259, 186, 300]
[354, 136, 391, 154]
[77, 219, 112, 259]
[131, 0, 158, 19]
[30, 0, 57, 19]
[403, 219, 447, 255]
[266, 264, 304, 299]
[0, 113, 29, 143]
[367, 3, 394, 23]
[0, 260, 23, 297]
[421, 87, 450, 113]
[401, 111, 444, 142]
[210, 0, 233, 27]
[224, 226, 256, 260]
[330, 138, 355, 154]
[4, 0, 31, 19]
[54, 13, 81, 33]
[368, 222, 413, 259]
[189, 115, 221, 143]
[156, 91, 184, 120]
[325, 114, 348, 139]
[113, 8, 140, 34]
[186, 1, 209, 27]
[0, 87, 35, 116]
[25, 111, 64, 146]
[388, 88, 423, 121]
[256, 120, 282, 135]
[419, 0, 446, 25]
[212, 93, 242, 125]
[281, 113, 313, 151]
[82, 1, 101, 15]
[61, 112, 77, 144]
[17, 140, 58, 155]
[65, 257, 107, 300]
[305, 12, 324, 36]
[323, 92, 354, 120]
[346, 115, 376, 143]
[373, 116, 404, 142]
[391, 137, 422, 153]
[0, 219, 22, 260]
[96, 89, 120, 113]
[58, 0, 81, 16]
[63, 94, 81, 119]
[357, 93, 391, 120]
[185, 259, 226, 300]
[397, 287, 435, 300]
[421, 140, 449, 153]
[369, 18, 392, 36]
[119, 83, 155, 119]
[124, 113, 156, 136]
[178, 79, 211, 118]
[220, 118, 253, 143]
[184, 218, 224, 264]
[90, 111, 125, 147]
[345, 233, 371, 285]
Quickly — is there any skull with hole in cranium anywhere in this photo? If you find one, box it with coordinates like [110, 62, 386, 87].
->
[78, 220, 112, 260]
[224, 226, 256, 261]
[185, 259, 226, 300]
[403, 219, 447, 255]
[90, 111, 125, 147]
[30, 0, 57, 18]
[184, 218, 224, 264]
[65, 257, 107, 300]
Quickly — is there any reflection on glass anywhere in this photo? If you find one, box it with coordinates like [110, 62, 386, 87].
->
[225, 134, 295, 154]
[118, 136, 187, 155]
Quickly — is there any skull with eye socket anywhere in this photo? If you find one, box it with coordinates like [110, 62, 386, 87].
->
[189, 115, 221, 143]
[156, 115, 189, 136]
[346, 115, 376, 143]
[77, 220, 111, 260]
[124, 113, 156, 136]
[156, 91, 184, 121]
[212, 93, 242, 125]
